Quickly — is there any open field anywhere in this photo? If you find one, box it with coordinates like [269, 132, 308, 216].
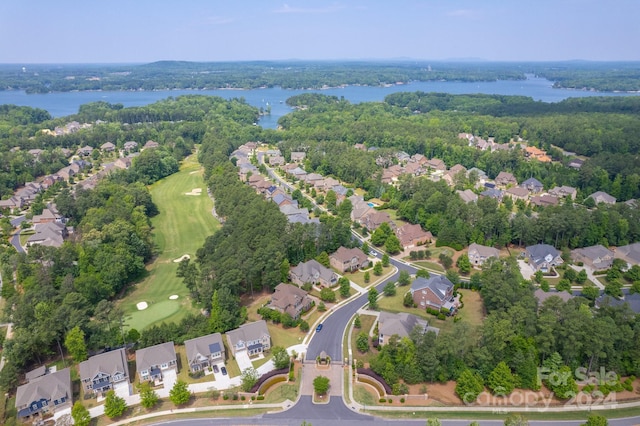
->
[119, 154, 220, 331]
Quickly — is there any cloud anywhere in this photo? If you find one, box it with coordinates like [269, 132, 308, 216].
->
[273, 3, 345, 14]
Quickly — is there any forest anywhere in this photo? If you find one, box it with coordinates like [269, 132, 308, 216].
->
[1, 60, 638, 93]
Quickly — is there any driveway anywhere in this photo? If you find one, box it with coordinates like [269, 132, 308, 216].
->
[157, 368, 177, 397]
[517, 259, 535, 280]
[113, 379, 131, 398]
[569, 264, 604, 289]
[235, 351, 253, 372]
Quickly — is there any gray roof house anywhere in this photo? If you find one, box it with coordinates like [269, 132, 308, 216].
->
[16, 368, 71, 419]
[410, 276, 455, 311]
[467, 243, 500, 267]
[377, 312, 438, 346]
[525, 244, 563, 272]
[521, 177, 544, 194]
[79, 348, 129, 395]
[135, 342, 177, 383]
[184, 333, 225, 373]
[571, 245, 615, 270]
[597, 293, 640, 314]
[270, 283, 313, 320]
[457, 189, 478, 204]
[289, 259, 338, 288]
[100, 142, 116, 152]
[226, 320, 271, 357]
[614, 242, 640, 267]
[124, 141, 138, 151]
[26, 222, 68, 248]
[588, 191, 616, 205]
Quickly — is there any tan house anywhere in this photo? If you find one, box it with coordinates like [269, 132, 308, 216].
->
[505, 186, 529, 202]
[270, 283, 313, 319]
[100, 142, 116, 152]
[135, 342, 177, 383]
[330, 246, 369, 273]
[571, 245, 615, 270]
[495, 171, 518, 188]
[360, 210, 396, 232]
[184, 333, 225, 373]
[395, 223, 432, 249]
[290, 151, 306, 162]
[614, 242, 640, 267]
[467, 243, 500, 267]
[548, 185, 577, 200]
[226, 320, 271, 357]
[290, 259, 338, 288]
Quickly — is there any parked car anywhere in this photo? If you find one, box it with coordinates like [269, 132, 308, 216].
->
[213, 365, 219, 373]
[221, 366, 227, 375]
[316, 323, 323, 332]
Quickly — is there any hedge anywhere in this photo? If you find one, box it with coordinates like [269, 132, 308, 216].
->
[249, 367, 289, 394]
[357, 368, 393, 394]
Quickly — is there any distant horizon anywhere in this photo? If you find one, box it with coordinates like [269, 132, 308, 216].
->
[2, 1, 639, 63]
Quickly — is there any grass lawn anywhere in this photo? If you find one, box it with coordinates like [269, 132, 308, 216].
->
[119, 153, 220, 331]
[354, 384, 377, 406]
[351, 314, 378, 366]
[266, 322, 306, 348]
[413, 260, 445, 273]
[175, 345, 215, 385]
[19, 230, 34, 247]
[348, 265, 394, 288]
[377, 288, 484, 335]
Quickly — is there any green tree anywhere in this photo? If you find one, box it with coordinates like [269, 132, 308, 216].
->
[563, 267, 577, 282]
[64, 326, 87, 362]
[403, 291, 415, 307]
[169, 380, 191, 406]
[455, 369, 485, 403]
[104, 390, 127, 418]
[545, 365, 578, 399]
[354, 314, 362, 328]
[604, 280, 623, 298]
[581, 284, 600, 301]
[361, 241, 370, 254]
[241, 367, 260, 392]
[398, 270, 411, 286]
[456, 254, 471, 274]
[581, 414, 608, 426]
[339, 277, 351, 297]
[439, 253, 453, 270]
[320, 287, 336, 302]
[368, 288, 379, 310]
[373, 262, 383, 276]
[138, 381, 160, 409]
[427, 419, 442, 426]
[555, 278, 572, 292]
[71, 401, 91, 426]
[364, 271, 370, 283]
[356, 331, 369, 353]
[487, 361, 516, 395]
[383, 281, 396, 296]
[416, 269, 430, 279]
[381, 253, 390, 267]
[576, 269, 588, 284]
[384, 234, 402, 254]
[315, 251, 330, 268]
[325, 190, 337, 212]
[313, 375, 330, 395]
[272, 346, 291, 369]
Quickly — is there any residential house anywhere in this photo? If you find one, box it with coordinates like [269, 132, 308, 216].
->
[568, 158, 584, 169]
[16, 368, 71, 419]
[290, 151, 306, 162]
[32, 204, 63, 225]
[28, 148, 44, 158]
[353, 143, 367, 151]
[184, 333, 225, 373]
[534, 289, 575, 306]
[396, 151, 410, 163]
[395, 223, 432, 249]
[270, 283, 313, 319]
[143, 140, 159, 149]
[77, 145, 94, 156]
[467, 167, 488, 185]
[588, 191, 616, 205]
[226, 320, 271, 357]
[273, 192, 297, 208]
[425, 158, 446, 172]
[467, 243, 500, 267]
[525, 244, 563, 273]
[410, 153, 427, 165]
[457, 189, 478, 204]
[136, 342, 178, 383]
[79, 348, 129, 395]
[571, 245, 615, 270]
[114, 157, 133, 170]
[404, 161, 423, 176]
[524, 146, 552, 162]
[360, 210, 396, 232]
[548, 185, 577, 200]
[480, 188, 503, 201]
[614, 242, 640, 267]
[303, 173, 324, 185]
[505, 186, 529, 202]
[100, 142, 116, 152]
[410, 275, 456, 311]
[290, 259, 338, 288]
[269, 155, 285, 166]
[330, 246, 369, 273]
[26, 222, 68, 248]
[123, 141, 138, 151]
[377, 312, 438, 346]
[495, 171, 518, 188]
[520, 177, 544, 194]
[442, 164, 467, 186]
[596, 293, 640, 315]
[530, 195, 559, 207]
[25, 365, 48, 382]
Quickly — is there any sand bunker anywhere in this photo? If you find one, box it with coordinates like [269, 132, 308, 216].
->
[189, 170, 199, 175]
[169, 295, 179, 300]
[185, 188, 202, 196]
[136, 301, 148, 310]
[173, 254, 191, 263]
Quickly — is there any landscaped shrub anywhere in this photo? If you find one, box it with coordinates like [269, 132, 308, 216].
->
[240, 396, 245, 401]
[357, 368, 393, 394]
[379, 398, 386, 403]
[189, 370, 204, 379]
[256, 395, 264, 400]
[400, 397, 405, 403]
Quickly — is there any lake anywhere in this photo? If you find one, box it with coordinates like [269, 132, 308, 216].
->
[0, 75, 637, 129]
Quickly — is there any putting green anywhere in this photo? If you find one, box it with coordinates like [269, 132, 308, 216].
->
[119, 153, 220, 331]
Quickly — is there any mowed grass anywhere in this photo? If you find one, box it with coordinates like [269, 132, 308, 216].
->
[120, 154, 220, 331]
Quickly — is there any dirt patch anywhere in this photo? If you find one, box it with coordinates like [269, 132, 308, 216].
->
[185, 188, 202, 196]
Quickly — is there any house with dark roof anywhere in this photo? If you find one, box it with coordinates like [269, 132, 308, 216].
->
[534, 289, 575, 306]
[226, 320, 271, 357]
[571, 245, 615, 270]
[480, 188, 503, 201]
[79, 348, 129, 395]
[525, 244, 563, 273]
[26, 222, 68, 248]
[548, 185, 577, 200]
[16, 368, 71, 419]
[270, 283, 312, 320]
[290, 259, 338, 288]
[614, 242, 640, 267]
[410, 276, 455, 311]
[467, 243, 500, 267]
[521, 177, 544, 194]
[395, 223, 432, 249]
[530, 195, 559, 207]
[136, 342, 177, 383]
[588, 191, 616, 205]
[329, 246, 369, 273]
[377, 312, 438, 346]
[596, 293, 640, 314]
[184, 333, 225, 373]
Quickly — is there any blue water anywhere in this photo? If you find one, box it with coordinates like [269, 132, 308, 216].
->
[367, 202, 377, 207]
[0, 75, 637, 129]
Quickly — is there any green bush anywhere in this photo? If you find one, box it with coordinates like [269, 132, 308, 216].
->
[257, 395, 265, 400]
[379, 398, 386, 403]
[400, 397, 405, 403]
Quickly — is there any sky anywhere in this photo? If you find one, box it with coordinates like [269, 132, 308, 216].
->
[1, 0, 639, 63]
